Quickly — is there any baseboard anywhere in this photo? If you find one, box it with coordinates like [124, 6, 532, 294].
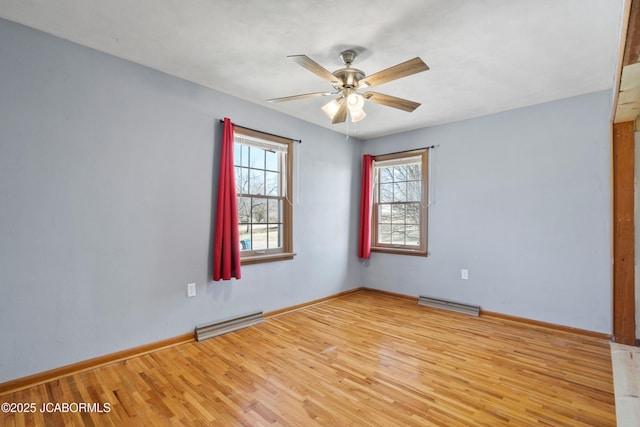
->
[481, 310, 611, 341]
[360, 288, 611, 341]
[359, 287, 418, 302]
[0, 332, 194, 396]
[264, 287, 362, 318]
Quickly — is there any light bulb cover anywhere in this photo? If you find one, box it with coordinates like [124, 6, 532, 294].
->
[347, 93, 365, 113]
[322, 99, 341, 119]
[350, 109, 367, 123]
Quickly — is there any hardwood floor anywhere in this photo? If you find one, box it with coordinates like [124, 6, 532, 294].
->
[1, 290, 615, 426]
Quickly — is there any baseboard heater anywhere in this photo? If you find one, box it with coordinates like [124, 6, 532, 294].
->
[195, 311, 264, 341]
[418, 296, 480, 317]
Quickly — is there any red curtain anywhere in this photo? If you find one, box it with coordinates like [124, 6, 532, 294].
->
[213, 118, 241, 280]
[358, 154, 373, 258]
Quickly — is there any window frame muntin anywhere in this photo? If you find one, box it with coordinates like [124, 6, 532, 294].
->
[371, 149, 428, 256]
[233, 126, 294, 264]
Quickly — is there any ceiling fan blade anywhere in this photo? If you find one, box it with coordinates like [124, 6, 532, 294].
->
[288, 55, 339, 84]
[267, 91, 334, 103]
[359, 57, 429, 88]
[332, 101, 348, 124]
[363, 92, 421, 112]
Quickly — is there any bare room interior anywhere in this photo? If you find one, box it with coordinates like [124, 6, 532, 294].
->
[1, 0, 640, 425]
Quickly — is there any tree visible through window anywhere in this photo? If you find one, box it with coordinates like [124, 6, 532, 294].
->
[233, 127, 294, 263]
[372, 149, 428, 255]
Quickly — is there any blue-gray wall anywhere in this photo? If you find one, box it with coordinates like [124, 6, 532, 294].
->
[360, 91, 612, 334]
[0, 18, 362, 383]
[0, 16, 613, 384]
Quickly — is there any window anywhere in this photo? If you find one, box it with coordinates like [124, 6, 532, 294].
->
[371, 149, 428, 256]
[234, 127, 294, 264]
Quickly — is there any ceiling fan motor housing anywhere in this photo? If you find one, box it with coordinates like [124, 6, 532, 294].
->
[334, 49, 364, 89]
[333, 68, 365, 89]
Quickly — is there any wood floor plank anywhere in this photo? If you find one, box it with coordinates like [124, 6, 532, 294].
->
[0, 291, 616, 426]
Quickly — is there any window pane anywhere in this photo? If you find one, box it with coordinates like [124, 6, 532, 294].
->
[393, 182, 407, 202]
[407, 164, 421, 180]
[380, 183, 393, 203]
[239, 224, 251, 251]
[407, 181, 421, 202]
[265, 150, 278, 171]
[265, 171, 280, 196]
[392, 225, 406, 245]
[406, 225, 420, 246]
[235, 166, 247, 194]
[252, 223, 268, 250]
[249, 169, 264, 195]
[235, 143, 249, 167]
[393, 165, 407, 181]
[379, 204, 391, 223]
[392, 204, 405, 223]
[237, 197, 251, 223]
[380, 167, 393, 183]
[251, 198, 267, 223]
[234, 143, 240, 164]
[249, 146, 265, 169]
[378, 224, 391, 244]
[406, 204, 420, 225]
[268, 224, 281, 249]
[268, 199, 281, 223]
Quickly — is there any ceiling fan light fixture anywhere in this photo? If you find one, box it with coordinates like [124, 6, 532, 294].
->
[346, 92, 366, 122]
[347, 93, 365, 112]
[322, 99, 342, 120]
[349, 109, 366, 123]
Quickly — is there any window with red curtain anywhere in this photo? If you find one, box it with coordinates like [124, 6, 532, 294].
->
[212, 118, 241, 280]
[370, 149, 429, 256]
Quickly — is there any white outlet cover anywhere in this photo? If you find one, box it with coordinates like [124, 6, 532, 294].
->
[187, 283, 196, 297]
[461, 269, 469, 280]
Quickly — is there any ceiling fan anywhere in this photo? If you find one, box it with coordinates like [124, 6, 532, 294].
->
[267, 49, 429, 124]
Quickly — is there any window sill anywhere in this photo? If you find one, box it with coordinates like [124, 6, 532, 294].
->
[371, 247, 428, 257]
[240, 252, 296, 265]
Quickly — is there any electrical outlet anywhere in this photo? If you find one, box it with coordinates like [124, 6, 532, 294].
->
[187, 283, 196, 298]
[461, 269, 469, 280]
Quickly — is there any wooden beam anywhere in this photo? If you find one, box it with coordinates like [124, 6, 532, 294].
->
[613, 121, 636, 345]
[624, 0, 640, 66]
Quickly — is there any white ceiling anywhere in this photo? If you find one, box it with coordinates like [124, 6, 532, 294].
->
[0, 0, 625, 139]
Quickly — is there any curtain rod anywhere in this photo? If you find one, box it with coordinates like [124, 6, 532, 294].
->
[370, 145, 439, 157]
[219, 119, 302, 143]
